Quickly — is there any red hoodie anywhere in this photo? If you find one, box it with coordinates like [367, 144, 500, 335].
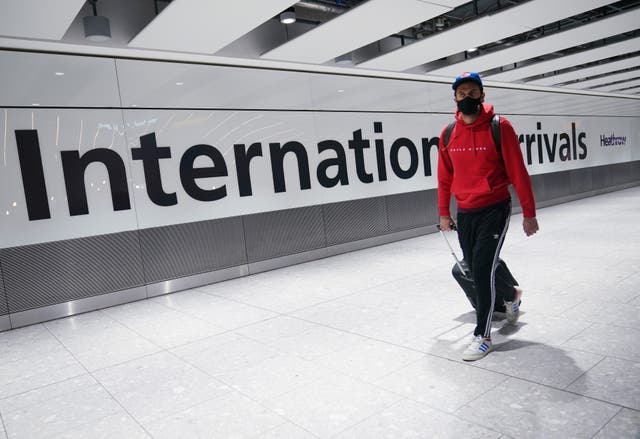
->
[437, 103, 536, 218]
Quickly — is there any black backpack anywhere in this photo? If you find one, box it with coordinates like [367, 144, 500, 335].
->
[443, 114, 502, 156]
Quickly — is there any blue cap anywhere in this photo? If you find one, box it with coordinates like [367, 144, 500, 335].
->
[452, 72, 483, 91]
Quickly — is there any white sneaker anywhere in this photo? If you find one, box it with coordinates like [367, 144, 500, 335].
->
[462, 335, 492, 361]
[504, 286, 522, 324]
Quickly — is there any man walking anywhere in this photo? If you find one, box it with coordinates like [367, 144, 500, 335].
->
[437, 72, 539, 361]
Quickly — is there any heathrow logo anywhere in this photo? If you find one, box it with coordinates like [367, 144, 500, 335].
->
[599, 133, 626, 147]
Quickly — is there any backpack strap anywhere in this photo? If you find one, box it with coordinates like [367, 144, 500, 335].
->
[491, 114, 501, 156]
[443, 121, 456, 148]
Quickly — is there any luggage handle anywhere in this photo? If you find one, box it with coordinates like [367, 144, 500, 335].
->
[436, 224, 466, 274]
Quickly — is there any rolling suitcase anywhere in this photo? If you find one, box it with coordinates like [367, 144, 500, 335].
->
[438, 225, 518, 311]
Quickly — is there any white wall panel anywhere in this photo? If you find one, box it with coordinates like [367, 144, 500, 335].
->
[308, 74, 434, 112]
[115, 59, 313, 109]
[0, 51, 120, 107]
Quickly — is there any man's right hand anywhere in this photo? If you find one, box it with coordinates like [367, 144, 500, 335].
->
[439, 216, 455, 231]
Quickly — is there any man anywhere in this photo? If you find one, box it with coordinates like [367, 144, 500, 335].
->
[437, 72, 539, 361]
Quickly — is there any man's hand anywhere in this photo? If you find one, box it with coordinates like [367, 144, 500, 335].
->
[439, 216, 455, 231]
[523, 217, 539, 236]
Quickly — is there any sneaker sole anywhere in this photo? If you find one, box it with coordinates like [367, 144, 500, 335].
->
[462, 348, 491, 361]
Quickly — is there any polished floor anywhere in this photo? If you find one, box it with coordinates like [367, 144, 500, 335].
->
[1, 187, 639, 439]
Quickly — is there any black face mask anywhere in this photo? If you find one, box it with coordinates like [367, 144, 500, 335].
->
[456, 96, 482, 115]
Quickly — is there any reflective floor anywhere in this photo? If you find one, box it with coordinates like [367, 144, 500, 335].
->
[1, 187, 639, 439]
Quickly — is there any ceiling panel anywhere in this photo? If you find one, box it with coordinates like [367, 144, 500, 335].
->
[428, 8, 640, 77]
[357, 0, 614, 71]
[595, 77, 640, 92]
[527, 56, 640, 86]
[129, 0, 297, 53]
[569, 70, 640, 89]
[0, 0, 86, 40]
[261, 0, 458, 64]
[485, 38, 640, 82]
[618, 85, 640, 94]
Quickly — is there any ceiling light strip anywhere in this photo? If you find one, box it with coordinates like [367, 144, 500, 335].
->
[528, 55, 640, 86]
[485, 37, 640, 82]
[568, 70, 640, 89]
[129, 0, 298, 54]
[261, 0, 461, 64]
[358, 0, 616, 71]
[427, 8, 640, 77]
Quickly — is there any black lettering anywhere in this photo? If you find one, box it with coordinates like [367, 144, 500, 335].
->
[317, 140, 349, 188]
[422, 137, 439, 177]
[578, 132, 587, 159]
[543, 133, 557, 163]
[180, 144, 228, 202]
[131, 133, 177, 206]
[234, 142, 262, 197]
[390, 138, 419, 179]
[525, 134, 537, 165]
[15, 130, 51, 220]
[559, 133, 571, 161]
[571, 122, 578, 160]
[348, 129, 373, 183]
[269, 141, 311, 193]
[61, 149, 131, 216]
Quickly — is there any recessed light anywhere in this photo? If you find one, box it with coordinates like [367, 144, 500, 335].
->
[280, 8, 296, 24]
[32, 103, 40, 106]
[55, 72, 65, 76]
[176, 82, 184, 86]
[337, 89, 345, 93]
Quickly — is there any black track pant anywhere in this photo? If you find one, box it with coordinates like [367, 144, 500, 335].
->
[457, 199, 514, 338]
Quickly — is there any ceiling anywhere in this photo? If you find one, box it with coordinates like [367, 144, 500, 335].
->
[1, 0, 639, 96]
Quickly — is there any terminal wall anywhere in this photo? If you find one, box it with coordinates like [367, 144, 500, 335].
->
[1, 50, 638, 330]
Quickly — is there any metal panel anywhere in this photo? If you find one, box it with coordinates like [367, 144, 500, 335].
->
[146, 265, 249, 297]
[0, 315, 10, 332]
[0, 260, 7, 316]
[386, 189, 435, 231]
[531, 173, 546, 203]
[323, 196, 389, 245]
[591, 165, 613, 190]
[0, 232, 144, 313]
[139, 217, 247, 283]
[611, 162, 633, 186]
[570, 168, 593, 194]
[544, 171, 573, 201]
[243, 206, 326, 263]
[9, 286, 147, 329]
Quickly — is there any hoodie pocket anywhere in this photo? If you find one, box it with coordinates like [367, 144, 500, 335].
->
[451, 174, 492, 197]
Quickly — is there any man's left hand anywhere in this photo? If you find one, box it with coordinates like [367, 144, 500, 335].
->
[523, 217, 539, 236]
